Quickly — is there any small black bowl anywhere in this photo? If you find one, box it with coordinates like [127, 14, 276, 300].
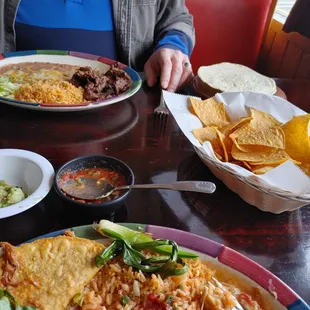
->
[54, 155, 134, 215]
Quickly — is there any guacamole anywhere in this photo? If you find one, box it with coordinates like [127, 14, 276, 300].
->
[0, 181, 26, 208]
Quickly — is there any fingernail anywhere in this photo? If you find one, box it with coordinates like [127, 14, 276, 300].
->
[162, 82, 168, 89]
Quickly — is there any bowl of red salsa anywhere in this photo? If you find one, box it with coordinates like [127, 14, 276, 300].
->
[54, 155, 134, 214]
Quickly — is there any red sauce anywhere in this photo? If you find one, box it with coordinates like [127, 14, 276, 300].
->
[58, 167, 127, 203]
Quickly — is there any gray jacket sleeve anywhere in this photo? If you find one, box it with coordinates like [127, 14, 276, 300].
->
[154, 0, 195, 51]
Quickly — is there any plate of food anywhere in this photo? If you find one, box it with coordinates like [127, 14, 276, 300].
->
[0, 50, 142, 112]
[0, 220, 308, 309]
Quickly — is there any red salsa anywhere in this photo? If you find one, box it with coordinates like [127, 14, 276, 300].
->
[58, 167, 127, 203]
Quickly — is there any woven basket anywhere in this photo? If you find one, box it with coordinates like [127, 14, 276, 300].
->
[194, 147, 310, 213]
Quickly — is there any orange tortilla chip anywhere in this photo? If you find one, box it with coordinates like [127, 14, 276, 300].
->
[250, 149, 300, 166]
[213, 127, 233, 162]
[232, 142, 275, 153]
[230, 160, 253, 171]
[214, 152, 223, 161]
[192, 127, 218, 145]
[242, 161, 252, 171]
[300, 162, 310, 177]
[220, 117, 252, 136]
[250, 108, 282, 129]
[192, 126, 224, 159]
[281, 114, 310, 162]
[188, 104, 196, 116]
[230, 124, 285, 149]
[230, 160, 243, 166]
[252, 165, 276, 175]
[231, 143, 276, 162]
[189, 96, 229, 128]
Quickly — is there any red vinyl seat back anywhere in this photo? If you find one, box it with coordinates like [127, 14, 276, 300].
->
[186, 0, 276, 73]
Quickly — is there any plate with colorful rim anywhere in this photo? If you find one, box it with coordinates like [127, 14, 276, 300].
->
[0, 50, 142, 112]
[26, 223, 309, 310]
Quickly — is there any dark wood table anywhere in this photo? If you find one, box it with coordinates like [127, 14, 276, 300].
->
[0, 78, 309, 305]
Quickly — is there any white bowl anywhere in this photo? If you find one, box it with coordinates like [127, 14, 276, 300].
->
[0, 149, 54, 219]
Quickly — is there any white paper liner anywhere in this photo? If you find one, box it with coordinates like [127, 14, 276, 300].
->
[163, 90, 310, 196]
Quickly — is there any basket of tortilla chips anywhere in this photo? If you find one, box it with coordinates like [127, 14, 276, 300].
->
[163, 90, 310, 213]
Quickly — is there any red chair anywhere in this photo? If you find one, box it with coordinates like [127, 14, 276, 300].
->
[186, 0, 277, 74]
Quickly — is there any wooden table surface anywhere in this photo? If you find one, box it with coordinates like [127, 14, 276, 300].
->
[0, 78, 309, 305]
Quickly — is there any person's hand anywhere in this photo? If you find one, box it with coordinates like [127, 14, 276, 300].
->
[144, 48, 194, 92]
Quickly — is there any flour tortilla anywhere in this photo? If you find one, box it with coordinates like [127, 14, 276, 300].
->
[198, 62, 277, 95]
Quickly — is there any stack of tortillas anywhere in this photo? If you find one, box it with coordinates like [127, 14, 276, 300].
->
[196, 62, 277, 96]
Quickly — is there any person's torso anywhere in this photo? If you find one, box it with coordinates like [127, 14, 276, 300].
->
[15, 0, 118, 59]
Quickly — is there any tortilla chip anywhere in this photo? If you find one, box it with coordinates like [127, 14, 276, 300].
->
[232, 142, 275, 153]
[193, 127, 217, 144]
[214, 152, 223, 161]
[231, 143, 276, 162]
[230, 124, 285, 149]
[214, 127, 233, 162]
[281, 114, 310, 162]
[250, 108, 282, 128]
[220, 117, 252, 136]
[0, 234, 105, 310]
[242, 161, 252, 171]
[189, 97, 229, 128]
[230, 160, 243, 166]
[300, 162, 310, 177]
[229, 160, 252, 171]
[192, 126, 224, 158]
[250, 149, 300, 166]
[188, 104, 197, 116]
[252, 165, 275, 175]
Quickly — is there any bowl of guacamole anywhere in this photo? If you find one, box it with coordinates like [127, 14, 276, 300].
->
[0, 149, 55, 219]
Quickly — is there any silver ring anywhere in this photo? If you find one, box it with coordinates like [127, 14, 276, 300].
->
[183, 61, 191, 68]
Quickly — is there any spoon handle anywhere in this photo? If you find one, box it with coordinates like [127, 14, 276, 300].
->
[116, 181, 216, 194]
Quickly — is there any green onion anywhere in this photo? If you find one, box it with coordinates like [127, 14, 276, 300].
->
[96, 220, 198, 259]
[167, 295, 174, 306]
[95, 240, 122, 267]
[95, 222, 190, 278]
[0, 289, 16, 304]
[0, 289, 37, 309]
[16, 306, 38, 310]
[121, 295, 130, 306]
[72, 293, 84, 307]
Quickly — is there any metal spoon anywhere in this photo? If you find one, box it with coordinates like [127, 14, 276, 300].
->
[60, 177, 216, 200]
